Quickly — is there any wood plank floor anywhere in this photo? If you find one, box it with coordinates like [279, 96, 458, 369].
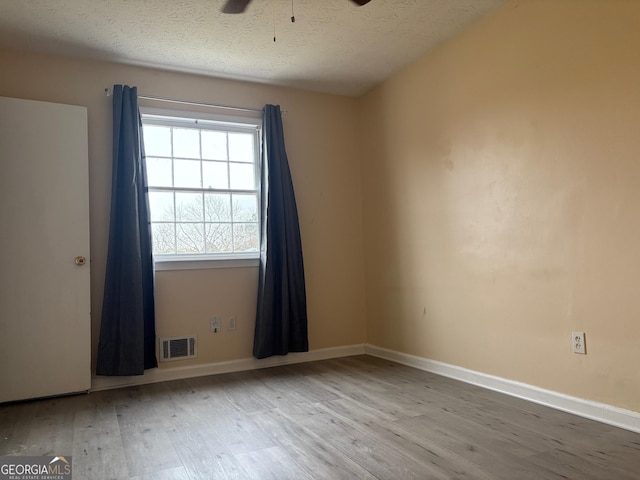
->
[1, 355, 639, 479]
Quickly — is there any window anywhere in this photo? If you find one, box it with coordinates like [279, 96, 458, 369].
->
[141, 109, 261, 267]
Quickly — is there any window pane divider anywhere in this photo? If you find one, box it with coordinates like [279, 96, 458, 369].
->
[143, 110, 260, 260]
[147, 186, 258, 195]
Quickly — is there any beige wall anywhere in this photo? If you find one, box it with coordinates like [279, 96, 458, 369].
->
[359, 0, 640, 412]
[0, 49, 367, 369]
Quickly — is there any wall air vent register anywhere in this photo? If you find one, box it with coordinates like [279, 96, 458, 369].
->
[160, 336, 197, 362]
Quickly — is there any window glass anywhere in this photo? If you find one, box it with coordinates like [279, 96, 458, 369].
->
[202, 131, 228, 160]
[174, 159, 201, 188]
[202, 161, 228, 189]
[148, 192, 174, 222]
[205, 193, 232, 222]
[152, 223, 175, 254]
[232, 194, 258, 222]
[173, 128, 200, 159]
[144, 125, 171, 157]
[205, 223, 233, 253]
[146, 157, 173, 187]
[228, 132, 254, 163]
[229, 163, 255, 190]
[142, 113, 260, 260]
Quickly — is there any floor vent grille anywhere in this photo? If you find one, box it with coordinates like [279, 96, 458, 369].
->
[160, 336, 197, 362]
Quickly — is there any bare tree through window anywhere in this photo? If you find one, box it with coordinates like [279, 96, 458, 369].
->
[142, 116, 260, 258]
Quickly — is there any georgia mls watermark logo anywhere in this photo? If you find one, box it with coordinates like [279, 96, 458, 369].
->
[0, 456, 72, 480]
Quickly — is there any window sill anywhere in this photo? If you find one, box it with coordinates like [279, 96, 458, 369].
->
[153, 255, 260, 271]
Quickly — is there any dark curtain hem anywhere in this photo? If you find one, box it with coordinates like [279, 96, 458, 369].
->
[96, 84, 158, 376]
[253, 104, 309, 360]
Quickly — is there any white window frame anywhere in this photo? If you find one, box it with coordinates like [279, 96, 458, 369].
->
[140, 107, 262, 271]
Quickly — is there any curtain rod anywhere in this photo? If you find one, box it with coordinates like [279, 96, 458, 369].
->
[103, 87, 284, 115]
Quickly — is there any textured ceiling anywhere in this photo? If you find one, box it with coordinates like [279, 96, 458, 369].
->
[0, 0, 507, 96]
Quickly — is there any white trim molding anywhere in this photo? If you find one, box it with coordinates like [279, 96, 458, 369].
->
[154, 256, 259, 271]
[365, 344, 640, 434]
[91, 344, 365, 392]
[91, 341, 640, 434]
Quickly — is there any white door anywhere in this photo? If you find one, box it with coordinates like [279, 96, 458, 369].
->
[0, 96, 91, 403]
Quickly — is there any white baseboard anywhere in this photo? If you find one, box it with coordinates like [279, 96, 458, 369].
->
[91, 343, 366, 392]
[91, 342, 640, 434]
[365, 344, 640, 434]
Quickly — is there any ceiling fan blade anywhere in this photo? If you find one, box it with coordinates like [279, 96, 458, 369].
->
[221, 0, 368, 14]
[221, 0, 252, 14]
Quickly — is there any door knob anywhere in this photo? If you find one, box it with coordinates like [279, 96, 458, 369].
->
[74, 256, 86, 266]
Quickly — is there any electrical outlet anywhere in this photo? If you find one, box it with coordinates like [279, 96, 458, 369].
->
[210, 317, 221, 333]
[228, 316, 237, 331]
[572, 332, 586, 354]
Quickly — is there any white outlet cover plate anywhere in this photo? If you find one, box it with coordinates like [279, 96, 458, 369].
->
[210, 317, 221, 332]
[572, 332, 586, 354]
